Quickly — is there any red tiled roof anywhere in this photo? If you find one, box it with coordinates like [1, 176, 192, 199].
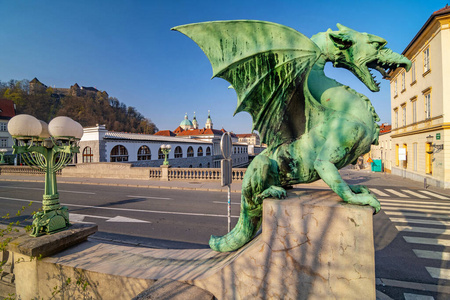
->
[0, 99, 15, 119]
[236, 133, 254, 138]
[379, 123, 391, 134]
[176, 128, 225, 136]
[154, 130, 176, 137]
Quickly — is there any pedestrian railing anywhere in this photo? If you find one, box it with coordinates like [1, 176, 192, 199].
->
[0, 166, 62, 175]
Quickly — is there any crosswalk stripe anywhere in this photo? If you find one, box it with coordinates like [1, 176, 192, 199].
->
[419, 190, 450, 200]
[403, 236, 450, 247]
[385, 189, 409, 197]
[402, 190, 430, 199]
[383, 207, 450, 214]
[413, 249, 450, 261]
[369, 188, 389, 197]
[390, 218, 450, 226]
[425, 267, 450, 280]
[381, 199, 450, 207]
[404, 293, 435, 300]
[382, 203, 450, 211]
[396, 225, 450, 235]
[385, 211, 450, 220]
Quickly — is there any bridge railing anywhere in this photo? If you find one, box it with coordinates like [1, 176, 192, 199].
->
[0, 164, 245, 181]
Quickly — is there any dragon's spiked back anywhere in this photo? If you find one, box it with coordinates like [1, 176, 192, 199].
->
[314, 23, 411, 92]
[172, 21, 322, 147]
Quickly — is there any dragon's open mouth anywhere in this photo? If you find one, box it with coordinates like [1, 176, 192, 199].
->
[362, 58, 411, 92]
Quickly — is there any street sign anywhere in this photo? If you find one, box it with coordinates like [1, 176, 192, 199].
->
[221, 158, 232, 187]
[399, 147, 406, 161]
[220, 132, 232, 159]
[437, 133, 441, 140]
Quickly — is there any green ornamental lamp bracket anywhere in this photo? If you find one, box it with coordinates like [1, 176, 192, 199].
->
[8, 115, 83, 237]
[160, 144, 172, 165]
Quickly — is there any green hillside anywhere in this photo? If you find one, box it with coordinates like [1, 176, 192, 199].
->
[0, 79, 158, 134]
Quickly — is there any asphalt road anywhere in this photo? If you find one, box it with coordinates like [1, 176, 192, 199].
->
[2, 172, 450, 299]
[0, 181, 240, 248]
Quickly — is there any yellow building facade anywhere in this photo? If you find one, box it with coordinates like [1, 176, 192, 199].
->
[390, 6, 450, 188]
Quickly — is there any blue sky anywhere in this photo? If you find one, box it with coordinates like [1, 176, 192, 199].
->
[0, 1, 446, 133]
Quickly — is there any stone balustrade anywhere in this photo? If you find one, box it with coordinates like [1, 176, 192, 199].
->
[0, 164, 246, 182]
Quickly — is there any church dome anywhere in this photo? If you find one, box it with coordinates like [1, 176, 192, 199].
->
[180, 113, 193, 129]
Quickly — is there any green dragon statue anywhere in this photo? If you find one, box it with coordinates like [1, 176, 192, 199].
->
[172, 21, 411, 252]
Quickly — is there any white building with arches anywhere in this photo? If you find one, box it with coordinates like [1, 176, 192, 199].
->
[77, 125, 215, 168]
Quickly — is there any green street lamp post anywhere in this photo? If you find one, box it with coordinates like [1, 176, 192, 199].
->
[8, 114, 83, 237]
[0, 148, 6, 164]
[160, 144, 172, 165]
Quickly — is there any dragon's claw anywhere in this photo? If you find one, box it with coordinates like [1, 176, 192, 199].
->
[260, 185, 287, 200]
[344, 193, 381, 214]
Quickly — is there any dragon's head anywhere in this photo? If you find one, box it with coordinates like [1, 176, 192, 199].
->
[319, 24, 411, 92]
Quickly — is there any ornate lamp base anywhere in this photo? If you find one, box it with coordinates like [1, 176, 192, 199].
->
[30, 206, 70, 237]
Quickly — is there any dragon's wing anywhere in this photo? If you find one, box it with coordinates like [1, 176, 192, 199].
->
[172, 20, 321, 146]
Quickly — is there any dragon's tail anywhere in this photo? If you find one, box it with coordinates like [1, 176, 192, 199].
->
[209, 197, 262, 252]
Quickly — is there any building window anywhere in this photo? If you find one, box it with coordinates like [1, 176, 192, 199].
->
[187, 146, 194, 157]
[411, 98, 417, 123]
[424, 92, 431, 119]
[174, 146, 182, 158]
[206, 147, 211, 156]
[82, 146, 93, 163]
[394, 108, 398, 128]
[0, 123, 6, 131]
[394, 79, 398, 97]
[110, 145, 128, 162]
[411, 61, 416, 83]
[197, 146, 203, 157]
[413, 143, 417, 171]
[402, 105, 406, 127]
[403, 144, 407, 169]
[0, 138, 7, 147]
[423, 47, 430, 73]
[401, 72, 405, 91]
[137, 145, 151, 160]
[158, 147, 165, 159]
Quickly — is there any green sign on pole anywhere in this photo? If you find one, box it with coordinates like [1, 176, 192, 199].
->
[437, 133, 441, 140]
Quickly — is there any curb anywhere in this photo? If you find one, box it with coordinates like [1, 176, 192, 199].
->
[0, 178, 242, 193]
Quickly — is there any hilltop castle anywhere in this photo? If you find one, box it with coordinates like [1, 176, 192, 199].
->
[29, 78, 109, 98]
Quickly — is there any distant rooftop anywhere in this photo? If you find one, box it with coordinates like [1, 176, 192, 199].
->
[0, 98, 15, 119]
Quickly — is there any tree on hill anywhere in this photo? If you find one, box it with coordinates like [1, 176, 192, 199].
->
[0, 79, 158, 134]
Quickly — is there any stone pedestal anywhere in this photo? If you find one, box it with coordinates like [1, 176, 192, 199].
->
[192, 188, 375, 299]
[160, 165, 171, 181]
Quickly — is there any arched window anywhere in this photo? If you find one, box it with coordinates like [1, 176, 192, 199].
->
[197, 147, 203, 157]
[199, 163, 202, 168]
[110, 145, 128, 162]
[206, 147, 211, 156]
[137, 145, 151, 160]
[82, 146, 93, 163]
[158, 147, 165, 159]
[207, 162, 210, 168]
[174, 146, 182, 158]
[187, 146, 194, 157]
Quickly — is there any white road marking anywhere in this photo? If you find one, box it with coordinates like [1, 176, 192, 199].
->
[403, 236, 450, 247]
[402, 190, 429, 199]
[384, 211, 450, 219]
[382, 207, 450, 214]
[381, 199, 450, 207]
[70, 213, 151, 223]
[390, 218, 450, 226]
[0, 196, 239, 218]
[127, 195, 172, 200]
[396, 225, 450, 235]
[425, 267, 450, 280]
[404, 293, 435, 300]
[213, 201, 240, 205]
[413, 249, 450, 261]
[369, 188, 389, 197]
[419, 190, 450, 200]
[385, 189, 409, 197]
[0, 185, 95, 194]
